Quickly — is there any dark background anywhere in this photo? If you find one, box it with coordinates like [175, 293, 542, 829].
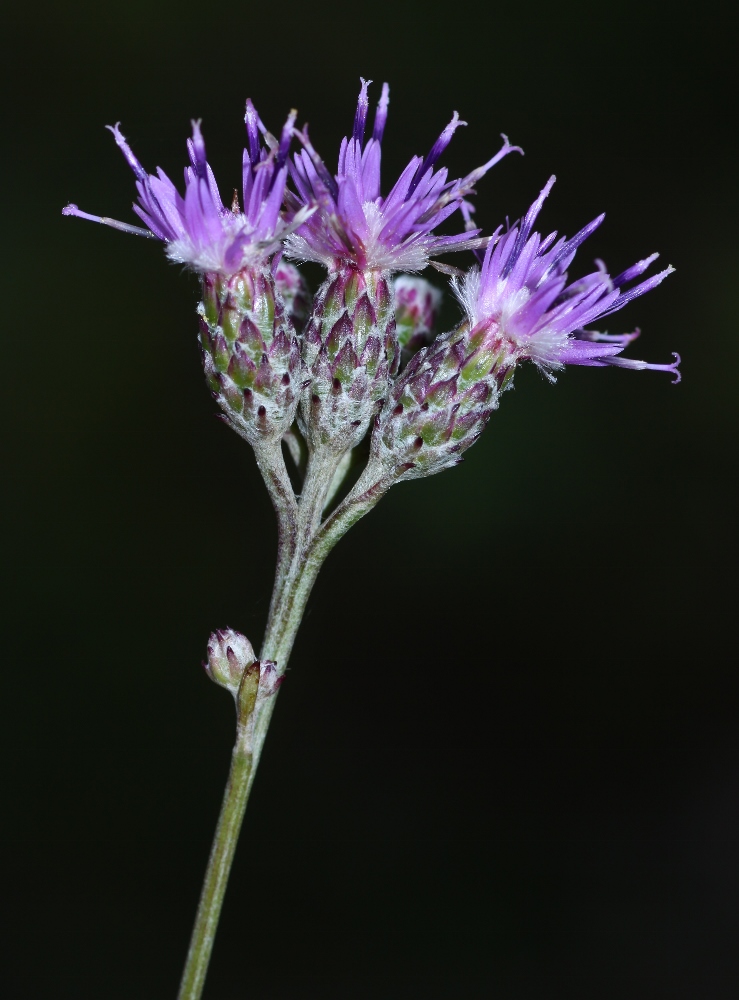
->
[3, 1, 738, 997]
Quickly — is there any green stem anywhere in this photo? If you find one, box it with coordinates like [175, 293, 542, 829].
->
[250, 459, 394, 769]
[176, 449, 393, 1000]
[261, 445, 340, 653]
[177, 747, 253, 1000]
[252, 439, 299, 594]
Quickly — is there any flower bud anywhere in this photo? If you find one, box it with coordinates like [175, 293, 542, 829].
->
[393, 275, 442, 354]
[205, 630, 284, 731]
[205, 628, 256, 695]
[255, 660, 282, 699]
[274, 259, 312, 332]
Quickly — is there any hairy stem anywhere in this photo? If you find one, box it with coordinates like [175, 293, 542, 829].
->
[253, 440, 299, 603]
[177, 447, 393, 1000]
[177, 748, 253, 1000]
[262, 444, 341, 650]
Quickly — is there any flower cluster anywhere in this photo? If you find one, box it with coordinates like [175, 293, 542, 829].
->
[62, 85, 681, 998]
[63, 80, 678, 481]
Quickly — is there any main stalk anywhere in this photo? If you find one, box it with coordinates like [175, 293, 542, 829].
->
[176, 445, 390, 1000]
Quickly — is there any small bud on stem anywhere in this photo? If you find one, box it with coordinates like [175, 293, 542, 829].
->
[205, 629, 283, 747]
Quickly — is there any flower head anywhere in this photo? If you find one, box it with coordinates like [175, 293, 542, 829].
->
[284, 79, 521, 273]
[63, 102, 306, 275]
[454, 176, 679, 382]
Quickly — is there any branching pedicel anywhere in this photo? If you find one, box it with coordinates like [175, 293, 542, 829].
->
[63, 79, 678, 999]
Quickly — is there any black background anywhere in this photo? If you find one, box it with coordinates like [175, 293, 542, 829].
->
[3, 1, 738, 997]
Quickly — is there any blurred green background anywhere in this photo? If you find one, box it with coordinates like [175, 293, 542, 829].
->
[3, 0, 738, 997]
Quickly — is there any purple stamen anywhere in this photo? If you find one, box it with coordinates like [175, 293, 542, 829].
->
[428, 135, 524, 217]
[276, 109, 297, 169]
[292, 125, 339, 201]
[244, 99, 261, 166]
[189, 120, 208, 179]
[408, 112, 466, 196]
[460, 201, 477, 233]
[538, 230, 559, 255]
[604, 352, 681, 383]
[61, 203, 158, 238]
[372, 82, 390, 143]
[463, 135, 524, 190]
[353, 78, 372, 144]
[599, 265, 675, 318]
[548, 212, 605, 272]
[611, 253, 661, 289]
[501, 176, 556, 279]
[576, 327, 641, 346]
[105, 123, 148, 182]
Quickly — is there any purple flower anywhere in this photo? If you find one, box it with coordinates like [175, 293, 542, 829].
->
[284, 79, 521, 273]
[63, 102, 307, 275]
[454, 176, 680, 382]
